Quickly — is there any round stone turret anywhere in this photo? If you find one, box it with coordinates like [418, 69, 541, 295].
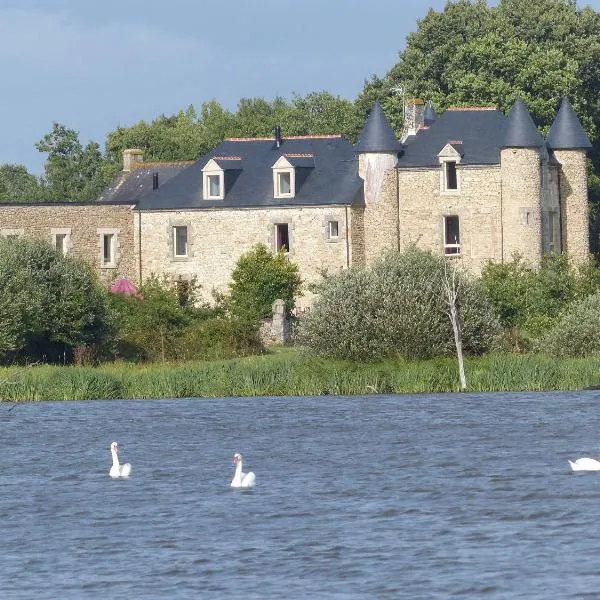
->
[500, 99, 544, 264]
[547, 97, 592, 263]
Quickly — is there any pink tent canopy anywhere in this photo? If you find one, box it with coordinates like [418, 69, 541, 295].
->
[110, 277, 141, 298]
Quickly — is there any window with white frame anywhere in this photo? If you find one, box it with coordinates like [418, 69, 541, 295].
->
[277, 171, 292, 196]
[173, 225, 188, 258]
[103, 234, 114, 265]
[438, 143, 462, 194]
[207, 174, 221, 198]
[272, 156, 296, 198]
[444, 215, 460, 255]
[202, 159, 225, 200]
[328, 220, 339, 239]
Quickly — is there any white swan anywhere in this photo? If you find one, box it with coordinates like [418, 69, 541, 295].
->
[109, 441, 131, 478]
[569, 457, 600, 472]
[231, 452, 255, 488]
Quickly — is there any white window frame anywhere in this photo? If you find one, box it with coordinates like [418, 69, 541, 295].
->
[51, 228, 71, 256]
[97, 228, 120, 268]
[271, 156, 296, 199]
[173, 225, 188, 258]
[202, 159, 225, 200]
[328, 220, 339, 239]
[438, 143, 462, 195]
[275, 170, 294, 198]
[443, 215, 460, 255]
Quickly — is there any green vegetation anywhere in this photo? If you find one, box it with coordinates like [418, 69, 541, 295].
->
[296, 248, 499, 361]
[228, 243, 302, 326]
[0, 237, 111, 364]
[2, 349, 600, 401]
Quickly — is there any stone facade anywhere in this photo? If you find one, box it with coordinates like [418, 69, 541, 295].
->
[0, 203, 137, 284]
[138, 205, 354, 308]
[554, 149, 590, 262]
[0, 99, 591, 306]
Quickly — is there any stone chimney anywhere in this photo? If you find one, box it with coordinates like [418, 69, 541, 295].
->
[122, 149, 144, 172]
[402, 98, 425, 141]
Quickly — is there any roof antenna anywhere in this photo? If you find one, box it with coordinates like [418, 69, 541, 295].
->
[275, 125, 282, 148]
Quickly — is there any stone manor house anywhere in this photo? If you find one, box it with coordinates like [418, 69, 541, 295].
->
[0, 97, 592, 309]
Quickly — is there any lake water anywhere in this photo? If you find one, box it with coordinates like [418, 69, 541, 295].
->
[1, 391, 600, 599]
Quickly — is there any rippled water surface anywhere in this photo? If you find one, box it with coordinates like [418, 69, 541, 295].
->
[2, 391, 600, 598]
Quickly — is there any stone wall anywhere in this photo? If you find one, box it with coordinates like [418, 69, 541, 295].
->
[396, 165, 503, 274]
[138, 205, 353, 309]
[0, 203, 137, 284]
[360, 153, 400, 263]
[500, 148, 543, 265]
[554, 149, 590, 263]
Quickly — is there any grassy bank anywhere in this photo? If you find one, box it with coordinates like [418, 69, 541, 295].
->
[1, 349, 600, 401]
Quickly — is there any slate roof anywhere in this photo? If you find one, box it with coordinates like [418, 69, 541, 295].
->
[355, 101, 403, 153]
[398, 107, 508, 168]
[137, 135, 363, 210]
[547, 97, 592, 150]
[502, 98, 544, 148]
[99, 162, 194, 203]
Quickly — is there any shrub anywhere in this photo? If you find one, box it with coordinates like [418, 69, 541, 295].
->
[227, 243, 302, 326]
[540, 291, 600, 357]
[295, 247, 499, 361]
[0, 237, 111, 363]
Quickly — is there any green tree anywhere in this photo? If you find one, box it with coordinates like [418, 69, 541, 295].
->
[541, 291, 600, 356]
[0, 164, 43, 202]
[36, 122, 113, 201]
[361, 0, 600, 163]
[295, 247, 499, 361]
[228, 243, 302, 326]
[0, 237, 111, 363]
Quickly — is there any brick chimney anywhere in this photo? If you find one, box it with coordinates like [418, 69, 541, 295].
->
[401, 98, 425, 141]
[122, 149, 144, 172]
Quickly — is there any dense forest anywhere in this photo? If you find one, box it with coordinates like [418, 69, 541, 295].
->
[1, 0, 599, 230]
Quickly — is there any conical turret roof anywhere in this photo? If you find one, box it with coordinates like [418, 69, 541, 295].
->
[424, 101, 437, 125]
[547, 97, 592, 150]
[355, 101, 403, 153]
[502, 98, 544, 148]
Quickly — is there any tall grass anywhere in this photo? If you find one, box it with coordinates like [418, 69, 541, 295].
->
[1, 350, 600, 401]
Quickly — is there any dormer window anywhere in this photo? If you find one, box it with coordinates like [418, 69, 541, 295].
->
[438, 142, 463, 194]
[201, 158, 225, 200]
[272, 154, 314, 199]
[277, 171, 292, 196]
[272, 157, 295, 198]
[207, 174, 221, 198]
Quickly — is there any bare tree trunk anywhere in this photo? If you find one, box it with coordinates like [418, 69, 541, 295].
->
[443, 263, 467, 391]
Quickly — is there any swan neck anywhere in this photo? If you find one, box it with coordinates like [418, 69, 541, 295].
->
[111, 448, 120, 468]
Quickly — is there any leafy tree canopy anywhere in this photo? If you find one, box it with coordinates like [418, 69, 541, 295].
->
[360, 0, 600, 166]
[0, 237, 111, 363]
[228, 243, 302, 326]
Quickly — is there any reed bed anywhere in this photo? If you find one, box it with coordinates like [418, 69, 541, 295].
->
[1, 350, 600, 401]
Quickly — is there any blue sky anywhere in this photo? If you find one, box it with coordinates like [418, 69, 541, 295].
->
[0, 0, 597, 174]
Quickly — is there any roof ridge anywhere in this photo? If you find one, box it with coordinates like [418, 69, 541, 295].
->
[225, 135, 342, 141]
[447, 106, 497, 111]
